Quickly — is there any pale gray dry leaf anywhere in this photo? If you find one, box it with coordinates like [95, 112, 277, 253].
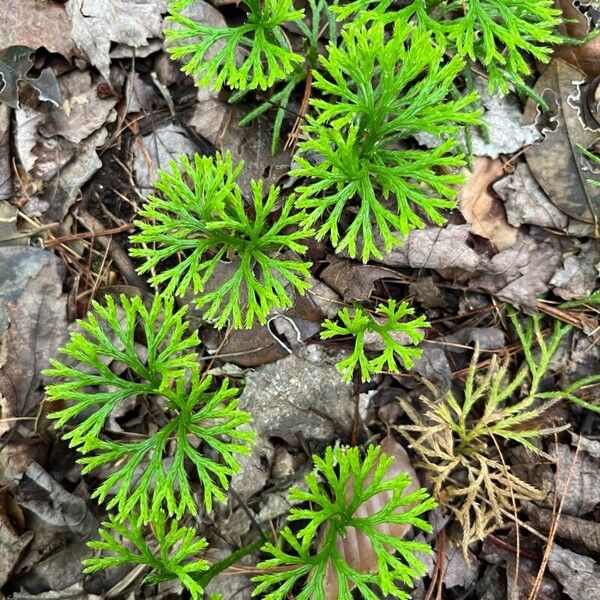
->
[16, 462, 98, 535]
[322, 437, 420, 599]
[11, 463, 98, 594]
[0, 46, 61, 110]
[442, 545, 480, 589]
[204, 546, 255, 600]
[444, 326, 506, 352]
[409, 276, 448, 308]
[133, 122, 200, 192]
[229, 439, 274, 501]
[124, 71, 162, 113]
[411, 343, 452, 393]
[320, 257, 402, 302]
[548, 545, 600, 600]
[493, 163, 569, 229]
[377, 224, 486, 272]
[66, 0, 165, 81]
[471, 233, 562, 307]
[238, 351, 353, 443]
[550, 246, 600, 300]
[415, 75, 540, 158]
[15, 106, 45, 173]
[0, 0, 76, 59]
[0, 247, 67, 416]
[548, 440, 600, 516]
[0, 105, 11, 200]
[40, 70, 118, 144]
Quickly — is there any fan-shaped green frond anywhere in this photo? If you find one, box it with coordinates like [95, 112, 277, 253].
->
[44, 294, 255, 522]
[129, 152, 313, 329]
[85, 512, 209, 600]
[252, 445, 435, 600]
[293, 20, 481, 262]
[80, 373, 254, 523]
[166, 0, 304, 90]
[321, 300, 430, 383]
[44, 294, 199, 450]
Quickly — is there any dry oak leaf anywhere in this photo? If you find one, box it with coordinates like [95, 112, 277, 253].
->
[458, 157, 518, 251]
[65, 0, 166, 81]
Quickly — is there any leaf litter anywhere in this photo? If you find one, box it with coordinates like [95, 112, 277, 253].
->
[0, 1, 600, 599]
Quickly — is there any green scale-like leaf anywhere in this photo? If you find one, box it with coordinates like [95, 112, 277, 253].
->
[252, 445, 436, 600]
[130, 152, 313, 329]
[166, 0, 304, 90]
[85, 512, 209, 600]
[44, 294, 255, 523]
[293, 20, 481, 262]
[321, 300, 430, 383]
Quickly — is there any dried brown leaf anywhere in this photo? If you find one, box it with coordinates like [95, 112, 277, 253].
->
[320, 257, 402, 302]
[524, 59, 600, 230]
[524, 502, 600, 555]
[458, 157, 518, 251]
[548, 544, 600, 599]
[66, 0, 165, 81]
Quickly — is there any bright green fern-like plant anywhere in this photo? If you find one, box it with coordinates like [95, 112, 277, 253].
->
[130, 152, 313, 329]
[43, 294, 254, 523]
[337, 0, 564, 95]
[166, 0, 304, 91]
[84, 512, 209, 600]
[293, 20, 481, 262]
[252, 444, 436, 600]
[321, 300, 430, 383]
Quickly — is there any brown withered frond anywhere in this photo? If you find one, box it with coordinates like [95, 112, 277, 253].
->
[397, 342, 568, 557]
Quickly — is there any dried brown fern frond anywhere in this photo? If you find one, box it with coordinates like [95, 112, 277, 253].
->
[397, 343, 568, 557]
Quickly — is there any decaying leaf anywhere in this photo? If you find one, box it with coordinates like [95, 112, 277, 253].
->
[378, 224, 485, 272]
[548, 544, 600, 599]
[0, 46, 61, 109]
[549, 436, 600, 516]
[66, 0, 166, 81]
[320, 257, 402, 302]
[550, 247, 600, 300]
[0, 0, 76, 59]
[472, 233, 562, 307]
[554, 0, 600, 77]
[132, 122, 201, 192]
[0, 247, 67, 417]
[523, 59, 600, 232]
[238, 351, 353, 443]
[524, 501, 600, 555]
[0, 490, 33, 588]
[0, 104, 11, 200]
[493, 162, 569, 229]
[321, 436, 420, 599]
[458, 157, 518, 251]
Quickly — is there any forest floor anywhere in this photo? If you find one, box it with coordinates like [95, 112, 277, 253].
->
[1, 1, 600, 599]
